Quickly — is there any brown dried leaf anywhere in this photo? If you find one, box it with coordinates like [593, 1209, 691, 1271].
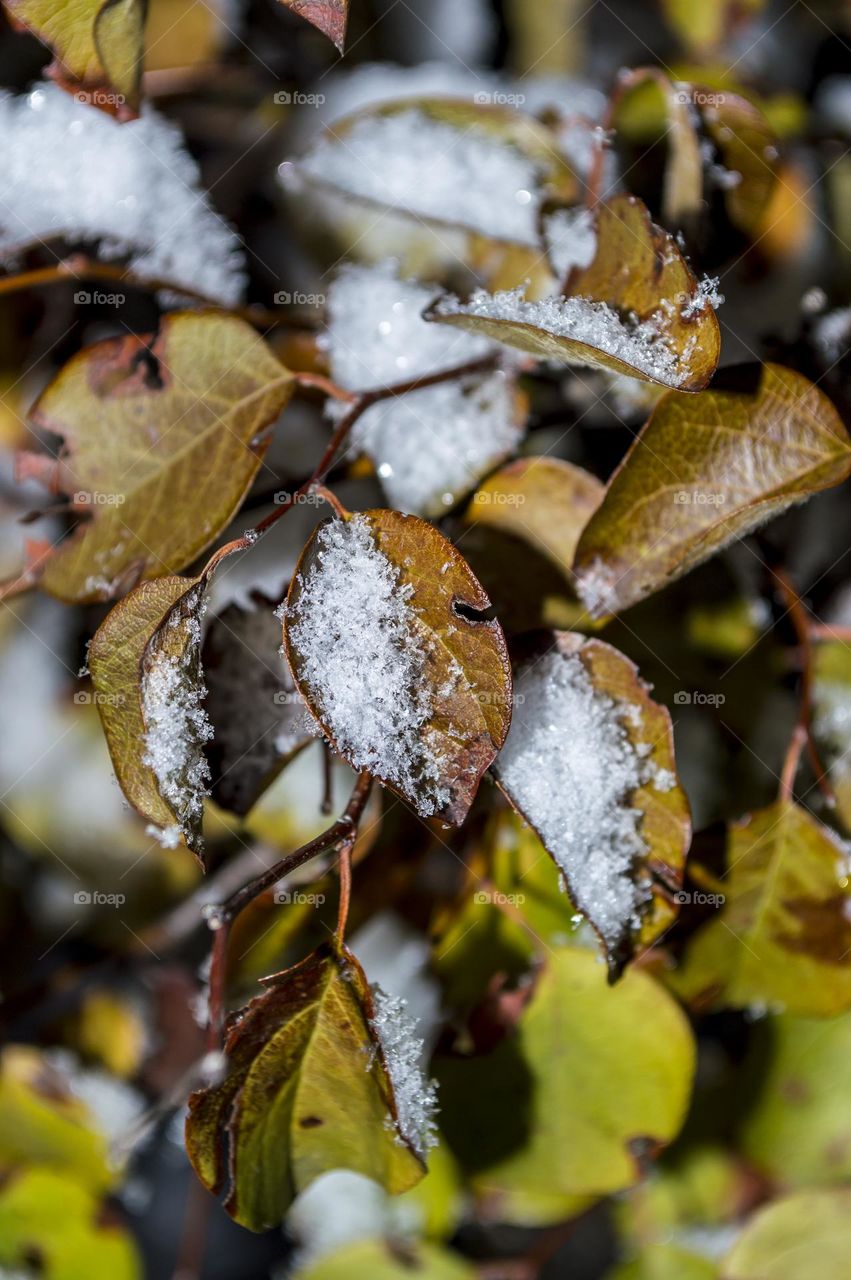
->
[277, 0, 348, 52]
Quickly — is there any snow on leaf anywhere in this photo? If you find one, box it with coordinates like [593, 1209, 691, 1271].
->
[283, 511, 512, 825]
[573, 364, 851, 619]
[492, 633, 690, 975]
[542, 205, 597, 286]
[324, 262, 525, 516]
[369, 986, 438, 1159]
[5, 0, 145, 114]
[0, 83, 246, 303]
[185, 945, 426, 1232]
[291, 98, 577, 247]
[17, 311, 293, 604]
[427, 195, 721, 391]
[88, 572, 213, 861]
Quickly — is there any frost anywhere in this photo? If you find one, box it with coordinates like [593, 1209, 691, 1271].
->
[681, 276, 724, 318]
[142, 593, 213, 843]
[0, 83, 245, 305]
[494, 650, 673, 949]
[325, 262, 522, 515]
[434, 286, 689, 386]
[145, 822, 182, 849]
[288, 516, 450, 815]
[297, 109, 545, 245]
[370, 985, 438, 1158]
[543, 206, 597, 281]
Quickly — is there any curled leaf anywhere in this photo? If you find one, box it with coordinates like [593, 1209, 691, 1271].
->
[19, 312, 292, 603]
[721, 1189, 851, 1279]
[185, 945, 427, 1231]
[574, 364, 851, 618]
[492, 632, 690, 975]
[88, 572, 212, 860]
[674, 801, 851, 1017]
[427, 194, 721, 390]
[278, 0, 348, 52]
[283, 510, 512, 825]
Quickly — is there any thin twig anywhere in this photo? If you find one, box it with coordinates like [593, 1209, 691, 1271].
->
[773, 569, 836, 806]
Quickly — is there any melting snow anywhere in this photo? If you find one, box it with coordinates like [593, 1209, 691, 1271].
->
[297, 109, 545, 245]
[494, 649, 674, 950]
[543, 206, 597, 281]
[433, 286, 689, 386]
[370, 985, 438, 1158]
[0, 83, 245, 304]
[287, 515, 450, 816]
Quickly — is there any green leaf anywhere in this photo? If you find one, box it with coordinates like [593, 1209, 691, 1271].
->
[294, 1239, 474, 1280]
[185, 945, 426, 1232]
[674, 802, 851, 1016]
[88, 571, 211, 860]
[458, 457, 603, 632]
[702, 90, 778, 236]
[427, 194, 721, 391]
[608, 1243, 718, 1280]
[436, 947, 695, 1225]
[284, 509, 512, 826]
[277, 0, 348, 52]
[5, 0, 146, 113]
[574, 364, 851, 618]
[721, 1189, 851, 1279]
[741, 1010, 851, 1186]
[21, 311, 293, 603]
[0, 1048, 114, 1192]
[0, 1167, 140, 1280]
[492, 633, 691, 976]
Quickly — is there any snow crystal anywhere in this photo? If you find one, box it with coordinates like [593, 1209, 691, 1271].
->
[494, 649, 671, 949]
[325, 262, 521, 515]
[543, 206, 597, 282]
[681, 276, 724, 318]
[142, 592, 213, 843]
[433, 286, 688, 386]
[370, 985, 438, 1158]
[145, 822, 182, 849]
[288, 516, 452, 815]
[296, 109, 545, 245]
[0, 83, 245, 304]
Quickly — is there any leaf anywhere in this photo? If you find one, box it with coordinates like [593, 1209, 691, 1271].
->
[702, 91, 779, 236]
[283, 510, 512, 825]
[0, 1167, 140, 1280]
[660, 0, 768, 55]
[456, 456, 601, 632]
[741, 1010, 851, 1187]
[88, 571, 212, 860]
[609, 1244, 718, 1280]
[574, 364, 851, 618]
[185, 945, 426, 1231]
[20, 311, 293, 604]
[203, 597, 311, 817]
[5, 0, 146, 115]
[0, 1047, 114, 1192]
[427, 195, 721, 391]
[295, 1239, 474, 1280]
[278, 0, 348, 52]
[492, 632, 690, 976]
[721, 1189, 851, 1279]
[812, 640, 851, 831]
[674, 802, 851, 1016]
[436, 947, 695, 1225]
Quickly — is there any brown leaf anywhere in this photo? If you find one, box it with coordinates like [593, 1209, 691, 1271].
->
[20, 311, 293, 604]
[278, 0, 348, 51]
[283, 509, 512, 825]
[573, 363, 851, 618]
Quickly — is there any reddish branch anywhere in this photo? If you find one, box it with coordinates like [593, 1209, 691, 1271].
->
[773, 569, 836, 806]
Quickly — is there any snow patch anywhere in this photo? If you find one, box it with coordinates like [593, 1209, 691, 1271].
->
[370, 986, 438, 1158]
[543, 206, 597, 281]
